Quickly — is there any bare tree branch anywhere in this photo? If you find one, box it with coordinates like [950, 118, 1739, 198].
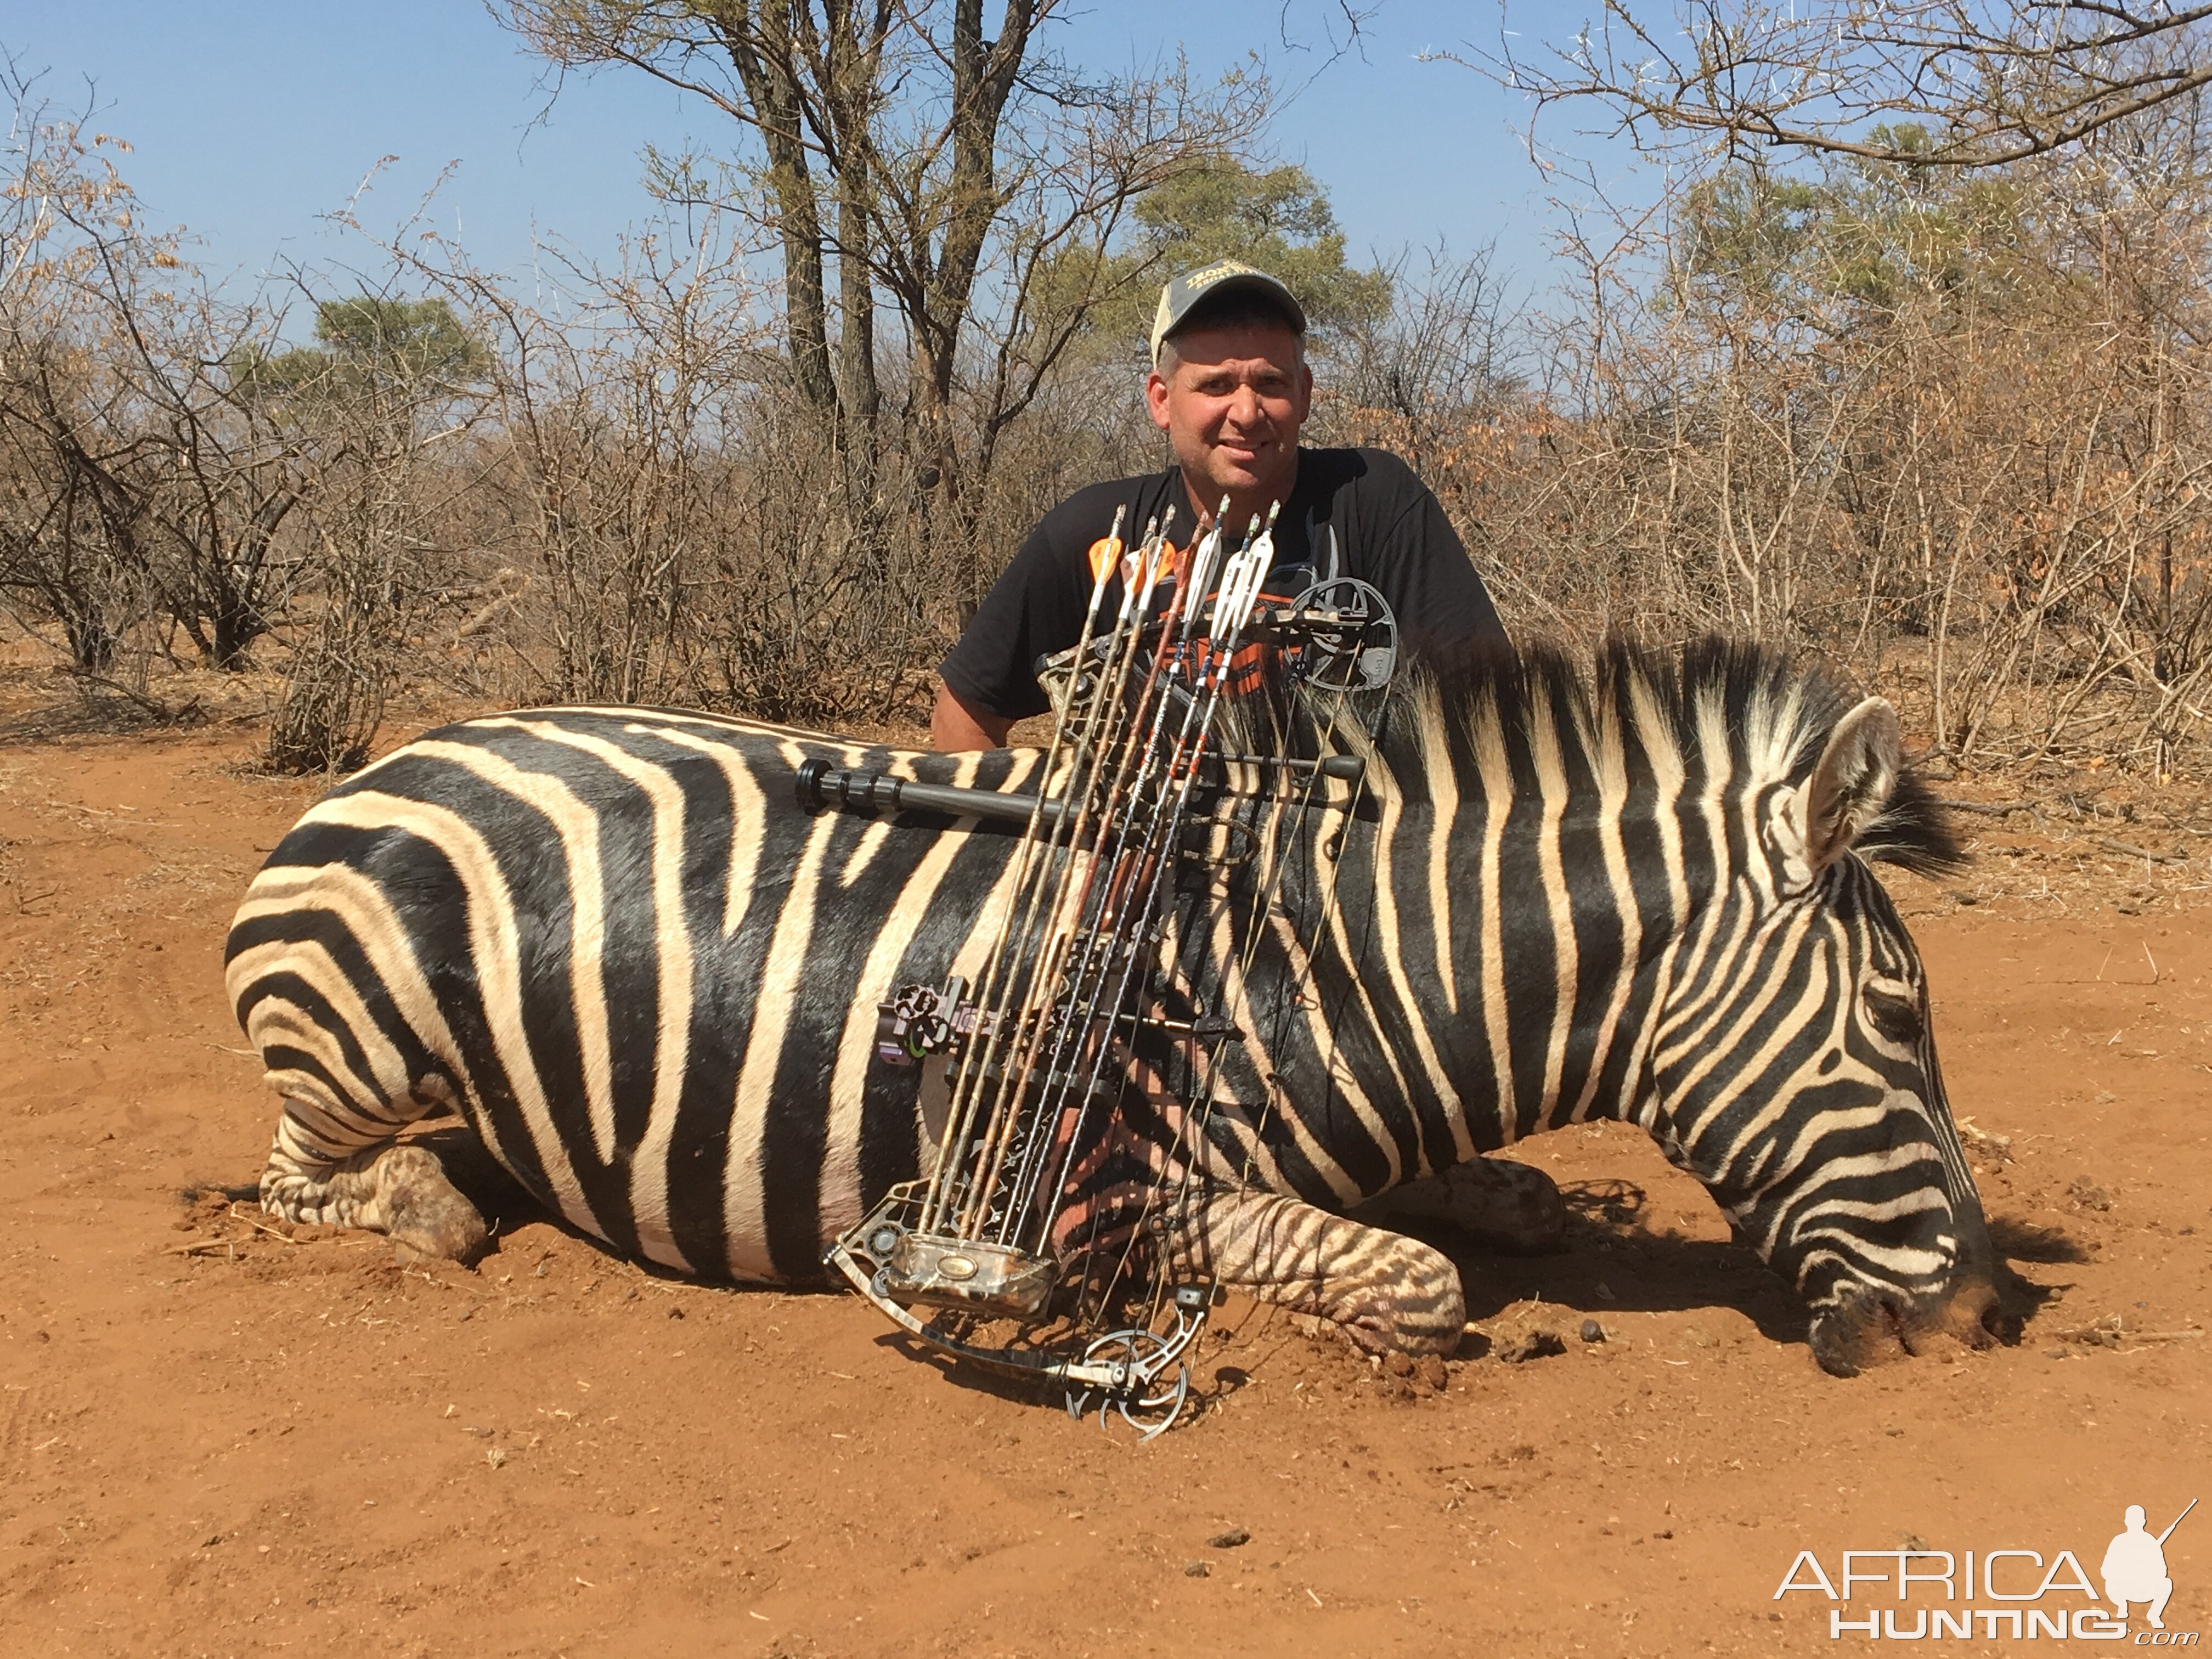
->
[1454, 0, 2212, 167]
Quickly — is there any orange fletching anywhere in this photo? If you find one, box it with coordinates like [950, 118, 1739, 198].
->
[1086, 536, 1124, 585]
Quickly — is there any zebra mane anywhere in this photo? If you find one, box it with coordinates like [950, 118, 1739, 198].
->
[1265, 635, 1965, 878]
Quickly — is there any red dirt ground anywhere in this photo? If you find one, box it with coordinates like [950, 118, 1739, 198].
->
[2, 718, 2207, 1658]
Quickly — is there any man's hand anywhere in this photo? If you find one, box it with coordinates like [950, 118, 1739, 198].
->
[932, 682, 1013, 752]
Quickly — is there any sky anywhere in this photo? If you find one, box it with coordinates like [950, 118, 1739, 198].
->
[1, 2, 1654, 311]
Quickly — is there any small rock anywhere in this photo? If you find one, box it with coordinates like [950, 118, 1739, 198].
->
[1413, 1354, 1449, 1392]
[486, 1446, 507, 1469]
[1183, 1559, 1210, 1578]
[1950, 890, 1979, 907]
[1206, 1528, 1250, 1549]
[1580, 1319, 1605, 1345]
[1383, 1351, 1415, 1379]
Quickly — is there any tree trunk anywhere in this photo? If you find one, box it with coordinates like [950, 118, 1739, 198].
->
[828, 10, 883, 523]
[718, 3, 838, 416]
[909, 1, 1040, 528]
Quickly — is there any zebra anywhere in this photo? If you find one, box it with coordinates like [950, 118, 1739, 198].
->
[222, 639, 2012, 1376]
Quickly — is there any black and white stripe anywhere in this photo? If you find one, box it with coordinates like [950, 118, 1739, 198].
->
[228, 709, 1055, 1281]
[225, 641, 2004, 1369]
[1158, 647, 1989, 1314]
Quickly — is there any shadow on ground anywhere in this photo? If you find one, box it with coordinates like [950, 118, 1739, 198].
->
[341, 1131, 2071, 1372]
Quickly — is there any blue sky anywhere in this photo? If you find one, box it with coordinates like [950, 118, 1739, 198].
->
[2, 2, 1650, 306]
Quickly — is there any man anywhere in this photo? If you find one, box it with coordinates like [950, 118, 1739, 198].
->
[932, 260, 1508, 751]
[2102, 1504, 2177, 1629]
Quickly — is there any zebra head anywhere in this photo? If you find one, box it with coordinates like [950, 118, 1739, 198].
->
[1646, 693, 2008, 1376]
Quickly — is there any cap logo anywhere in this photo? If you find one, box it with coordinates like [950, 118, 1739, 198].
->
[1149, 260, 1305, 366]
[1183, 261, 1251, 292]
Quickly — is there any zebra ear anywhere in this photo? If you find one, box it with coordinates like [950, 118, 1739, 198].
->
[1798, 697, 1903, 872]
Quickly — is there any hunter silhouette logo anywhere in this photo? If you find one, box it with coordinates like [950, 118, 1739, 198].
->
[2106, 1500, 2194, 1630]
[1774, 1496, 2200, 1641]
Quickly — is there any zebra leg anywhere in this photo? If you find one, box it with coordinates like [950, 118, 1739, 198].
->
[261, 1093, 489, 1265]
[1169, 1186, 1465, 1356]
[1353, 1157, 1566, 1254]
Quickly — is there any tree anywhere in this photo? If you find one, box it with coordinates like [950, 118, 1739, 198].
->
[1467, 0, 2212, 169]
[1017, 155, 1395, 379]
[498, 1, 1266, 527]
[230, 296, 488, 404]
[0, 72, 310, 672]
[1673, 135, 2030, 325]
[1125, 158, 1392, 342]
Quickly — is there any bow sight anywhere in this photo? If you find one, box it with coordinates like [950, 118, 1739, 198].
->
[804, 502, 1398, 1438]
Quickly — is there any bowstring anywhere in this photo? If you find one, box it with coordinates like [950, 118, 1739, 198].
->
[1092, 605, 1392, 1332]
[921, 506, 1130, 1233]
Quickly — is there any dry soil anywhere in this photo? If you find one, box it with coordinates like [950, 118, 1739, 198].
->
[1, 717, 2207, 1658]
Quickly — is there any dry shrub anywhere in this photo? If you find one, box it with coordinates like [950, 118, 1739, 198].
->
[265, 616, 387, 774]
[1326, 128, 2212, 777]
[16, 61, 2212, 782]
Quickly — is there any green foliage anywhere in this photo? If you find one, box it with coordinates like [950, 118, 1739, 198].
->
[223, 342, 334, 404]
[313, 296, 488, 383]
[1051, 157, 1393, 355]
[1132, 159, 1393, 334]
[227, 295, 488, 406]
[1677, 172, 1829, 308]
[1678, 127, 2032, 326]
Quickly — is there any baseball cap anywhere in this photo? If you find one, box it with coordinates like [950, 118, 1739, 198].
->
[1149, 261, 1307, 366]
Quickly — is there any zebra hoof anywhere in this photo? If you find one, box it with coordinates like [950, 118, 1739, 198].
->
[387, 1204, 490, 1266]
[1446, 1158, 1566, 1254]
[380, 1150, 492, 1265]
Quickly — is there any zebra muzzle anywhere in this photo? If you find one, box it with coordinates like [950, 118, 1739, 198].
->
[1809, 1273, 2010, 1377]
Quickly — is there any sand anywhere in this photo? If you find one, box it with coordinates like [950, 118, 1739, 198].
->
[2, 723, 2204, 1657]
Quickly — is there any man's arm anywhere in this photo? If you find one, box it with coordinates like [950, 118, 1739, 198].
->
[931, 682, 1014, 752]
[1359, 454, 1507, 667]
[933, 488, 1112, 749]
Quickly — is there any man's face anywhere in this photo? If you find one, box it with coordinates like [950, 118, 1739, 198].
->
[1145, 321, 1313, 518]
